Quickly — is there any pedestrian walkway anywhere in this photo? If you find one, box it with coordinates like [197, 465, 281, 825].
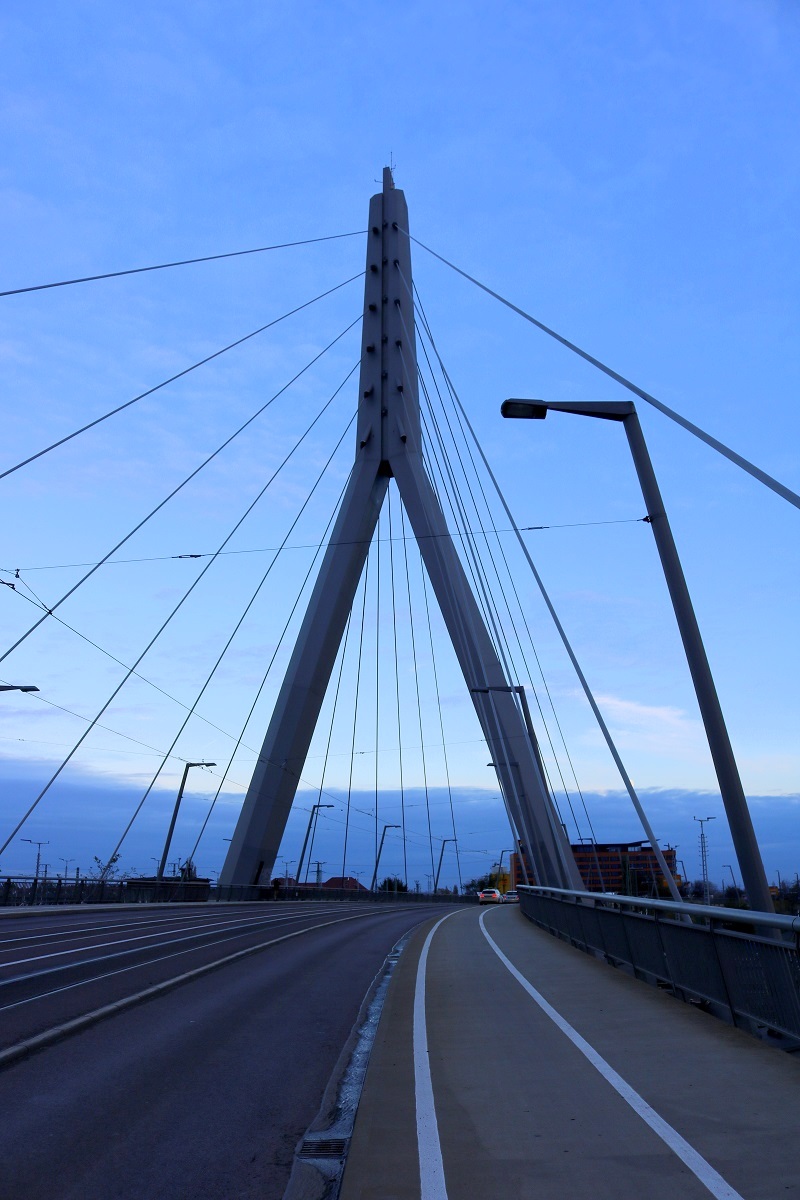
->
[340, 906, 799, 1200]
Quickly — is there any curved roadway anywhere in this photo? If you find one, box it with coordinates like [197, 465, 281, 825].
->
[0, 900, 454, 1198]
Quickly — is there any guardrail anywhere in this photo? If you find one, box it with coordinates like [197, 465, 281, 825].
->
[0, 875, 472, 908]
[518, 885, 800, 1047]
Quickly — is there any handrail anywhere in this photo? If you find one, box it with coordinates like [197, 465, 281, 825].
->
[518, 884, 800, 934]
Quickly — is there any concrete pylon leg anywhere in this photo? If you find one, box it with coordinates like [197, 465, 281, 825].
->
[218, 463, 387, 887]
[220, 169, 581, 890]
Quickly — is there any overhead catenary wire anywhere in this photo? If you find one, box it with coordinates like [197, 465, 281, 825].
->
[0, 378, 358, 860]
[3, 364, 359, 763]
[407, 232, 800, 512]
[0, 315, 362, 669]
[0, 273, 363, 482]
[3, 517, 647, 574]
[299, 608, 355, 883]
[0, 231, 366, 298]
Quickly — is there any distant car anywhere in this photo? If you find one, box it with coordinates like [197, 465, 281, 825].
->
[478, 888, 503, 904]
[503, 891, 519, 904]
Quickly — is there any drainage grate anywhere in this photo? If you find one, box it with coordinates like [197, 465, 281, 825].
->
[299, 1138, 348, 1159]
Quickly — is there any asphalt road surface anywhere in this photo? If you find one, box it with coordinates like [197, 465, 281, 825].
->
[0, 900, 451, 1199]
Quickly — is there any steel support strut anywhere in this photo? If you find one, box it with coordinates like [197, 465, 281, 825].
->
[220, 171, 581, 890]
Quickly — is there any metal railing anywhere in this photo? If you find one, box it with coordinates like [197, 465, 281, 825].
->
[519, 885, 800, 1047]
[0, 875, 472, 908]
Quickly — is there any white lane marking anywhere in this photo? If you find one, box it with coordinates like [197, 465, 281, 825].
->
[0, 904, 421, 1013]
[0, 909, 261, 949]
[479, 911, 746, 1200]
[0, 908, 407, 1069]
[414, 913, 455, 1200]
[0, 907, 348, 970]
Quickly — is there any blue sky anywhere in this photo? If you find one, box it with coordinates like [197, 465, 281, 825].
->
[1, 1, 798, 891]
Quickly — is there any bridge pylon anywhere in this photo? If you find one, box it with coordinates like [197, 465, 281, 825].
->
[219, 169, 582, 891]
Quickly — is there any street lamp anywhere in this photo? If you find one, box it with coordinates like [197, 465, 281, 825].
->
[157, 762, 216, 880]
[433, 839, 456, 893]
[723, 864, 739, 898]
[501, 397, 773, 914]
[297, 804, 334, 883]
[0, 684, 39, 692]
[370, 825, 400, 892]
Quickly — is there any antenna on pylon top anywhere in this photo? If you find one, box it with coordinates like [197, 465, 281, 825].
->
[383, 165, 395, 191]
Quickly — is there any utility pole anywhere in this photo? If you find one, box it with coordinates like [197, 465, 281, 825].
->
[433, 839, 455, 893]
[22, 837, 48, 904]
[157, 761, 215, 880]
[694, 816, 716, 906]
[298, 803, 333, 883]
[311, 860, 326, 886]
[371, 824, 400, 892]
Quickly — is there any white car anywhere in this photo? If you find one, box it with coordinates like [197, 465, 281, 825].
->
[478, 888, 503, 905]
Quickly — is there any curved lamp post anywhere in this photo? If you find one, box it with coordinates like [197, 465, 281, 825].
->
[502, 397, 773, 914]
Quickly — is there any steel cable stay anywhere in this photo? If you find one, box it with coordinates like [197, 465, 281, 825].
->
[411, 289, 629, 867]
[340, 550, 371, 883]
[401, 322, 535, 728]
[107, 412, 360, 870]
[398, 504, 437, 885]
[373, 512, 381, 869]
[420, 318, 606, 875]
[414, 317, 589, 849]
[395, 303, 514, 668]
[418, 404, 506, 669]
[413, 295, 682, 902]
[405, 270, 566, 758]
[426, 387, 585, 850]
[0, 317, 362, 668]
[0, 272, 364, 482]
[187, 461, 358, 867]
[3, 364, 359, 756]
[0, 677, 224, 771]
[0, 383, 358, 860]
[299, 608, 355, 884]
[0, 230, 366, 298]
[137, 462, 358, 869]
[419, 387, 572, 842]
[406, 232, 800, 512]
[417, 394, 577, 849]
[386, 488, 409, 888]
[419, 387, 524, 695]
[418, 558, 463, 893]
[417, 310, 619, 880]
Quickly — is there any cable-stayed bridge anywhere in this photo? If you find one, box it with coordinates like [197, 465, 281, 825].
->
[1, 170, 798, 1199]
